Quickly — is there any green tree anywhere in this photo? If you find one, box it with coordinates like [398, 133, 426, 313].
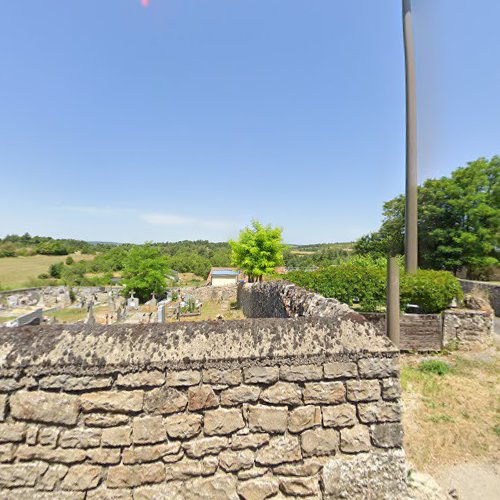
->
[49, 262, 64, 279]
[121, 244, 170, 302]
[355, 157, 500, 278]
[230, 220, 286, 282]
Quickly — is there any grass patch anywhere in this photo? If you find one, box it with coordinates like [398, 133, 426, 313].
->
[418, 359, 450, 376]
[0, 316, 16, 324]
[401, 348, 500, 472]
[0, 254, 94, 289]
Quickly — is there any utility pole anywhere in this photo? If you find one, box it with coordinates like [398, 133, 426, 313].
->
[386, 256, 400, 348]
[403, 0, 418, 273]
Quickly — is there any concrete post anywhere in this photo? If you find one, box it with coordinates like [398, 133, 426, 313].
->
[387, 256, 400, 348]
[403, 0, 418, 273]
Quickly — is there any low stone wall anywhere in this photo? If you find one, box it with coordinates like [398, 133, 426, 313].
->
[238, 281, 353, 320]
[442, 309, 494, 346]
[183, 284, 237, 304]
[459, 279, 500, 316]
[0, 318, 407, 498]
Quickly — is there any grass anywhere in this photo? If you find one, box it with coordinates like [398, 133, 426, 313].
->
[165, 300, 245, 323]
[401, 345, 500, 472]
[45, 305, 110, 324]
[0, 316, 16, 324]
[0, 254, 94, 289]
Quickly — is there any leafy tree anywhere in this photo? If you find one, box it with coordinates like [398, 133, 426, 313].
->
[230, 220, 286, 282]
[49, 262, 64, 279]
[355, 157, 500, 278]
[121, 244, 170, 302]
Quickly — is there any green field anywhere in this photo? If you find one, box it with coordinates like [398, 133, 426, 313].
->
[0, 254, 94, 290]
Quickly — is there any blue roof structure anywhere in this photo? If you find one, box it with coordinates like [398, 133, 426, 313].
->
[212, 270, 239, 276]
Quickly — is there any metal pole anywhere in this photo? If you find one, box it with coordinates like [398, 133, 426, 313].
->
[386, 256, 400, 348]
[403, 0, 418, 273]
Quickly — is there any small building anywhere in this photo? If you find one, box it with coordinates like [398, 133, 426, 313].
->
[208, 268, 241, 287]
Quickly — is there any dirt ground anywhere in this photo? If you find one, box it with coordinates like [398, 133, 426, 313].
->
[402, 321, 500, 499]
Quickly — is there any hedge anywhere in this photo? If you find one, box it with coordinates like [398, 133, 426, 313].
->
[286, 257, 463, 314]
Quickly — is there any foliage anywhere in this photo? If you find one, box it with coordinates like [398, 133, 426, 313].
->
[65, 256, 74, 265]
[49, 262, 64, 279]
[418, 360, 450, 376]
[283, 243, 352, 270]
[355, 157, 500, 279]
[287, 256, 462, 313]
[230, 220, 286, 282]
[121, 244, 170, 303]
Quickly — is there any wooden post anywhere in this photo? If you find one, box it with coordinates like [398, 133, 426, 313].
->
[387, 256, 400, 348]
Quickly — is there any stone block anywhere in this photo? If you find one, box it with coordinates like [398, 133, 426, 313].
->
[25, 425, 38, 445]
[203, 368, 242, 386]
[288, 405, 321, 433]
[346, 380, 381, 402]
[381, 378, 402, 401]
[301, 428, 339, 457]
[162, 450, 184, 464]
[60, 428, 101, 449]
[10, 391, 79, 425]
[133, 416, 166, 444]
[358, 402, 401, 423]
[84, 414, 129, 428]
[0, 443, 14, 462]
[87, 487, 133, 499]
[116, 370, 165, 388]
[122, 442, 181, 464]
[165, 413, 202, 439]
[164, 456, 218, 481]
[273, 458, 323, 477]
[86, 448, 121, 465]
[358, 357, 399, 378]
[39, 375, 113, 392]
[279, 476, 320, 497]
[101, 426, 131, 447]
[219, 448, 254, 472]
[16, 445, 87, 464]
[80, 391, 144, 413]
[340, 425, 371, 453]
[184, 473, 238, 498]
[37, 427, 59, 448]
[322, 404, 357, 428]
[0, 395, 5, 421]
[280, 364, 323, 382]
[183, 436, 229, 458]
[248, 405, 288, 433]
[37, 463, 68, 491]
[237, 475, 279, 500]
[0, 423, 26, 443]
[371, 423, 404, 448]
[220, 385, 260, 406]
[260, 382, 302, 405]
[323, 361, 358, 379]
[0, 462, 48, 488]
[107, 463, 166, 488]
[0, 378, 23, 392]
[255, 435, 301, 466]
[303, 382, 345, 404]
[243, 366, 279, 384]
[187, 385, 219, 411]
[61, 465, 102, 491]
[238, 466, 268, 480]
[322, 449, 407, 499]
[204, 408, 245, 436]
[144, 386, 188, 415]
[166, 370, 200, 387]
[231, 432, 270, 450]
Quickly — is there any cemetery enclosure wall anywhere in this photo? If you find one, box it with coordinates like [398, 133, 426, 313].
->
[0, 319, 407, 498]
[238, 282, 493, 352]
[459, 279, 500, 316]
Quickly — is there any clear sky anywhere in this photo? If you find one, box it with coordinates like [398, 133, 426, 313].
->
[1, 0, 499, 244]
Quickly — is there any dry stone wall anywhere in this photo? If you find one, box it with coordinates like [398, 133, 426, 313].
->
[0, 318, 407, 499]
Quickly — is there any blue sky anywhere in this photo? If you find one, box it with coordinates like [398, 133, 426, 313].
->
[1, 0, 499, 244]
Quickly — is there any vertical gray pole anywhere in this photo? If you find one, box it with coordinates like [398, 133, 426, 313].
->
[387, 256, 400, 348]
[403, 0, 418, 273]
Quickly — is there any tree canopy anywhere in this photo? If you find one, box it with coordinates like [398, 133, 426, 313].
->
[121, 244, 170, 302]
[230, 220, 286, 282]
[355, 157, 500, 279]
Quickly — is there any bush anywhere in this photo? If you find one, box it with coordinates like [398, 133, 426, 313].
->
[286, 256, 462, 313]
[65, 256, 74, 265]
[37, 273, 50, 279]
[401, 270, 463, 313]
[418, 359, 450, 376]
[49, 262, 64, 279]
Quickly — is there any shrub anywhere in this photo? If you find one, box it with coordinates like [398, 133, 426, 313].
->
[37, 273, 50, 279]
[418, 359, 450, 376]
[286, 256, 462, 313]
[65, 256, 74, 265]
[49, 262, 64, 279]
[400, 270, 463, 313]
